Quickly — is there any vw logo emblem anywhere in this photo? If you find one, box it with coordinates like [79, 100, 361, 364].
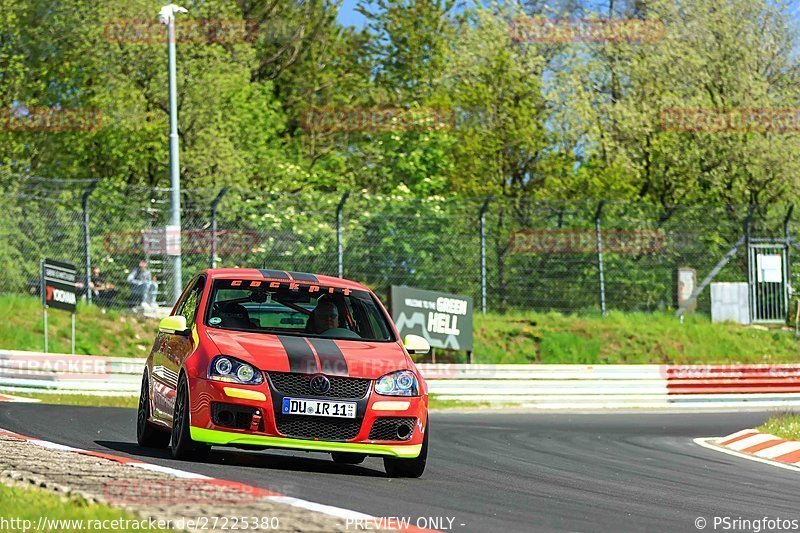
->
[310, 375, 331, 395]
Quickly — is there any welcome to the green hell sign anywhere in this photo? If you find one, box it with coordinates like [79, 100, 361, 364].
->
[390, 286, 473, 352]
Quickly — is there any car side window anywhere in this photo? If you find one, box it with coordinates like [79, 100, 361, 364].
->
[176, 277, 205, 327]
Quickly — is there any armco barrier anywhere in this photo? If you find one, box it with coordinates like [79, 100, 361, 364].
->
[2, 351, 800, 409]
[0, 350, 143, 395]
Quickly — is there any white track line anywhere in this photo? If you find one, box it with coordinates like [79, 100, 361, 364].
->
[129, 462, 210, 479]
[0, 425, 428, 530]
[694, 437, 800, 473]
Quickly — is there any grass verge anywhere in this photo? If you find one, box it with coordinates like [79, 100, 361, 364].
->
[0, 482, 171, 532]
[428, 395, 495, 410]
[0, 294, 157, 357]
[3, 294, 800, 364]
[9, 391, 501, 411]
[470, 310, 800, 365]
[5, 392, 138, 408]
[757, 412, 800, 441]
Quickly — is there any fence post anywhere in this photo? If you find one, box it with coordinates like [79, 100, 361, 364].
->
[81, 180, 99, 304]
[595, 201, 606, 316]
[337, 191, 351, 278]
[479, 197, 493, 314]
[784, 204, 794, 319]
[745, 203, 755, 321]
[209, 187, 228, 268]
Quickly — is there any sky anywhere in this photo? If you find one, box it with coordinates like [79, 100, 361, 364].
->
[338, 0, 368, 28]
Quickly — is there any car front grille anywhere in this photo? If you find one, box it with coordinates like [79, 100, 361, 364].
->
[267, 372, 370, 399]
[275, 416, 362, 441]
[368, 417, 416, 441]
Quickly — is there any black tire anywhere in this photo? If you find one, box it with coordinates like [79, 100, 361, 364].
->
[136, 371, 170, 448]
[331, 452, 367, 465]
[383, 419, 428, 478]
[170, 373, 211, 461]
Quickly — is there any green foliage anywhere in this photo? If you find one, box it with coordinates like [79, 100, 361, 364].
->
[758, 412, 800, 441]
[3, 0, 800, 201]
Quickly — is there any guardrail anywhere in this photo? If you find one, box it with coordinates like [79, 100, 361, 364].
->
[0, 350, 143, 396]
[3, 350, 800, 409]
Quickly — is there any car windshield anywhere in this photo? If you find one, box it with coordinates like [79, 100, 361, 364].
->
[205, 279, 394, 342]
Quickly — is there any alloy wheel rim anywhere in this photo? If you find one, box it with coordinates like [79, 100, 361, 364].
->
[137, 380, 147, 436]
[172, 382, 184, 445]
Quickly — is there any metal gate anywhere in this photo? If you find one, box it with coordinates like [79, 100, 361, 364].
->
[747, 242, 790, 323]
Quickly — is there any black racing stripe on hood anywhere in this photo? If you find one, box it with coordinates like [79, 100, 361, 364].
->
[277, 336, 319, 373]
[259, 269, 290, 279]
[308, 338, 348, 376]
[288, 272, 319, 283]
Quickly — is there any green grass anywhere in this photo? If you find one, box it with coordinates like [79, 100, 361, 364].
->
[3, 293, 800, 364]
[7, 392, 138, 408]
[468, 310, 800, 365]
[0, 482, 172, 532]
[11, 391, 501, 411]
[0, 294, 157, 357]
[757, 412, 800, 440]
[428, 395, 494, 410]
[14, 391, 496, 411]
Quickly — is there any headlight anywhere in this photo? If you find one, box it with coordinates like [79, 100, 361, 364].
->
[209, 355, 263, 385]
[375, 370, 419, 397]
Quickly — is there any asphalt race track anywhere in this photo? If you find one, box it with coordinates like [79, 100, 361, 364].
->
[1, 405, 798, 532]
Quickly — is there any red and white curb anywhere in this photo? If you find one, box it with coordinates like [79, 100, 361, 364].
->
[0, 393, 40, 403]
[0, 427, 431, 532]
[694, 429, 800, 473]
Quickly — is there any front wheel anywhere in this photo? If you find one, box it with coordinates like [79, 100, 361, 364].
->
[170, 373, 211, 461]
[136, 371, 170, 448]
[383, 419, 428, 478]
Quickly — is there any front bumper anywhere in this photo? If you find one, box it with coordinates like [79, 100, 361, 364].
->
[187, 375, 427, 457]
[190, 426, 422, 458]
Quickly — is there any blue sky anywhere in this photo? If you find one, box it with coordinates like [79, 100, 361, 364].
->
[338, 0, 368, 28]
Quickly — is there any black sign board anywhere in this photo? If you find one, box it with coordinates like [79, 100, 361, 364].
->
[42, 259, 78, 312]
[390, 286, 473, 351]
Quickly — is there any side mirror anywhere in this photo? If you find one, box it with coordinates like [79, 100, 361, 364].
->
[159, 315, 190, 337]
[404, 334, 430, 355]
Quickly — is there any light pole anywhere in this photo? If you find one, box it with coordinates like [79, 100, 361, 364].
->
[159, 4, 187, 304]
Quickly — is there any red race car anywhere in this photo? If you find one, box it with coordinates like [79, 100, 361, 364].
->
[136, 268, 431, 478]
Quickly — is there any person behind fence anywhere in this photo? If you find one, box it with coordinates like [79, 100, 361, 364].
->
[90, 266, 117, 309]
[127, 259, 158, 308]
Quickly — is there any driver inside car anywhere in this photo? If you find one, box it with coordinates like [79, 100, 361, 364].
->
[311, 299, 340, 334]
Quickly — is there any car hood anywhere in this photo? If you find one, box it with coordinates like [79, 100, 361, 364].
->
[205, 329, 410, 379]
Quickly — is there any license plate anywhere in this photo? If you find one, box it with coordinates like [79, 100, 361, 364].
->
[282, 397, 357, 419]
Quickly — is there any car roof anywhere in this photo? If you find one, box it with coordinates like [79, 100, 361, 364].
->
[202, 268, 371, 292]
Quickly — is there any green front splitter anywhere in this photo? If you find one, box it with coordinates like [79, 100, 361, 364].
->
[190, 427, 422, 458]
